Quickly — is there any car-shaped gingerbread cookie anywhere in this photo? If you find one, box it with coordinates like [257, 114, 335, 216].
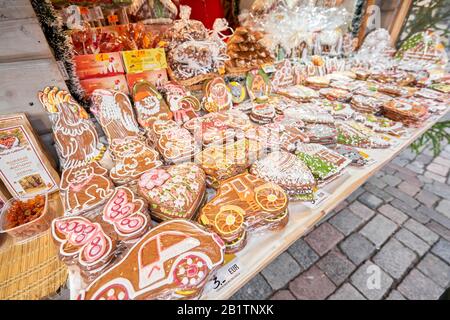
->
[77, 220, 225, 300]
[198, 173, 289, 253]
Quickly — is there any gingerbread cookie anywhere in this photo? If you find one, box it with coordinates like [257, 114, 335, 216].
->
[161, 82, 200, 124]
[293, 143, 351, 183]
[303, 124, 337, 148]
[275, 85, 319, 102]
[138, 163, 206, 221]
[60, 161, 115, 216]
[155, 126, 200, 164]
[78, 219, 225, 300]
[38, 87, 105, 169]
[102, 186, 151, 241]
[91, 89, 142, 144]
[199, 173, 288, 253]
[52, 216, 116, 279]
[250, 151, 316, 202]
[271, 60, 294, 91]
[132, 81, 172, 129]
[196, 139, 263, 187]
[334, 145, 368, 167]
[382, 98, 429, 127]
[202, 77, 233, 113]
[249, 103, 276, 124]
[246, 69, 271, 102]
[336, 121, 391, 149]
[319, 88, 352, 102]
[109, 137, 163, 185]
[184, 110, 253, 147]
[246, 120, 309, 152]
[284, 105, 334, 125]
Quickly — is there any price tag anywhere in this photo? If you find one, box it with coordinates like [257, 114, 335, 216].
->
[303, 189, 329, 209]
[358, 150, 377, 166]
[205, 256, 242, 293]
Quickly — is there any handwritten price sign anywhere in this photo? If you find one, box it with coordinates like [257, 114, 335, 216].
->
[208, 262, 242, 293]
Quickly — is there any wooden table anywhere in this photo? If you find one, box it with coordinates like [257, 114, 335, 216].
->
[66, 111, 448, 300]
[199, 112, 448, 299]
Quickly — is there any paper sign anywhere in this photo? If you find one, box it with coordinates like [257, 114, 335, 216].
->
[122, 48, 167, 74]
[206, 258, 242, 293]
[303, 189, 330, 209]
[0, 125, 58, 197]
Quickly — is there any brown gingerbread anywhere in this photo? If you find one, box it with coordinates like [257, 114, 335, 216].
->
[60, 161, 115, 216]
[198, 173, 289, 253]
[77, 219, 225, 300]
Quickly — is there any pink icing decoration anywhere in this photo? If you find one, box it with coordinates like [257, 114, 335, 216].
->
[55, 218, 110, 266]
[139, 169, 170, 190]
[103, 188, 147, 237]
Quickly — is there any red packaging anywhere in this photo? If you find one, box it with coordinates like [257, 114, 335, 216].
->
[74, 53, 125, 80]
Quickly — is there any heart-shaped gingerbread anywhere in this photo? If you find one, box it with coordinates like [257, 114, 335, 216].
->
[137, 162, 206, 221]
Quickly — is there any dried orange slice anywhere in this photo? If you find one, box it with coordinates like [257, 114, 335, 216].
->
[254, 184, 287, 212]
[214, 205, 245, 235]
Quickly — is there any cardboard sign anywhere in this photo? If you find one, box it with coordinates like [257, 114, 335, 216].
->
[0, 114, 60, 198]
[122, 48, 167, 74]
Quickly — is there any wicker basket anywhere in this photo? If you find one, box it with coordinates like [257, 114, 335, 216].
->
[167, 66, 218, 87]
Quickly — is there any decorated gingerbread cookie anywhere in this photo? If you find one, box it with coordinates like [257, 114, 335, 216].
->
[109, 137, 163, 185]
[250, 151, 316, 202]
[161, 82, 201, 124]
[196, 139, 263, 187]
[199, 173, 289, 253]
[78, 219, 225, 300]
[271, 59, 294, 91]
[246, 69, 271, 102]
[91, 89, 142, 144]
[138, 163, 206, 221]
[275, 85, 319, 102]
[293, 143, 351, 183]
[184, 110, 253, 147]
[336, 121, 391, 149]
[132, 81, 173, 129]
[246, 121, 309, 153]
[60, 161, 115, 216]
[155, 126, 200, 164]
[249, 103, 276, 124]
[52, 216, 116, 279]
[202, 77, 233, 113]
[102, 186, 151, 241]
[38, 87, 105, 169]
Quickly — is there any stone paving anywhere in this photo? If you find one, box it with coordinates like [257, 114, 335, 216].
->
[232, 142, 450, 300]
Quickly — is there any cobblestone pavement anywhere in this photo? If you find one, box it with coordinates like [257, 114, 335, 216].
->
[232, 142, 450, 300]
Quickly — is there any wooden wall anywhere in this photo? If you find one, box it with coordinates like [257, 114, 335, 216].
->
[0, 0, 67, 137]
[0, 0, 67, 162]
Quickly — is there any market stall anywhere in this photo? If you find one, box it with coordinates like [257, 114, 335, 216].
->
[0, 0, 449, 300]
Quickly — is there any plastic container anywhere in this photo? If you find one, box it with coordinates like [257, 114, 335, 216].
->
[0, 193, 51, 244]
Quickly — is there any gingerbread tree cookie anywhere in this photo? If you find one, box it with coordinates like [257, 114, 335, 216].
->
[225, 26, 274, 72]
